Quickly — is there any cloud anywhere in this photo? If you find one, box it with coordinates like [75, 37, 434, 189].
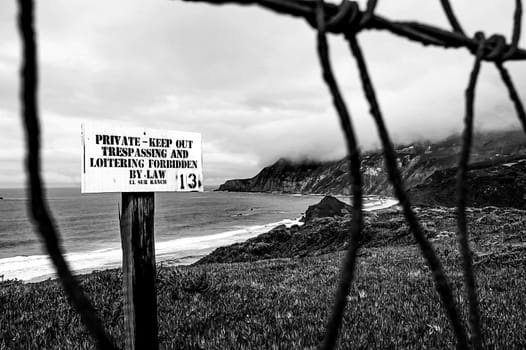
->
[0, 0, 525, 188]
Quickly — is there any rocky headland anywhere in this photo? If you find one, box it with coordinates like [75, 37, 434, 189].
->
[206, 129, 526, 265]
[217, 130, 526, 209]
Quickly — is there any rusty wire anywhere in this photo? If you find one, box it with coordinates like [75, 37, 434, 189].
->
[345, 28, 469, 350]
[183, 0, 526, 60]
[358, 0, 376, 29]
[504, 0, 522, 60]
[17, 0, 526, 348]
[495, 0, 526, 135]
[497, 62, 526, 134]
[314, 2, 364, 348]
[17, 0, 116, 349]
[178, 0, 526, 349]
[455, 33, 486, 350]
[440, 0, 465, 35]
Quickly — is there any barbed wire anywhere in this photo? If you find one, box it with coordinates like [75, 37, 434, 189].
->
[17, 0, 526, 348]
[183, 0, 526, 60]
[344, 8, 469, 350]
[314, 3, 364, 348]
[440, 0, 465, 35]
[456, 32, 486, 350]
[346, 31, 472, 350]
[17, 0, 117, 349]
[178, 0, 526, 349]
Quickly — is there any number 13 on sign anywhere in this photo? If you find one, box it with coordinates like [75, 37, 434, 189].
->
[178, 173, 200, 190]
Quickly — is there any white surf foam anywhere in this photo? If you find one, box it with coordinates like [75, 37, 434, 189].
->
[0, 197, 398, 283]
[0, 217, 303, 283]
[363, 198, 398, 211]
[337, 196, 398, 211]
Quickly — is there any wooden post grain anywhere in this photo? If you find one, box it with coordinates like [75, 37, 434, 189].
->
[120, 192, 158, 350]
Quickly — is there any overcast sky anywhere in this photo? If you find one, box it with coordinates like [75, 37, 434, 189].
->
[1, 0, 525, 188]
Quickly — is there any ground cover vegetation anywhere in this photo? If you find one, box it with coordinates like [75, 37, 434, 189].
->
[1, 201, 525, 349]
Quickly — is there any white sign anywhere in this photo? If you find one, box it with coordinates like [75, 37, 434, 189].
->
[81, 123, 203, 193]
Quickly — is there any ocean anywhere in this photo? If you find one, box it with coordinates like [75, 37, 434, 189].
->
[0, 187, 395, 282]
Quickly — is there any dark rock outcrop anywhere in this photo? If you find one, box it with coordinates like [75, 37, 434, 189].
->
[303, 195, 352, 224]
[197, 196, 377, 265]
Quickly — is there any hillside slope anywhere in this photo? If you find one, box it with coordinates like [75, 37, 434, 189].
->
[409, 157, 526, 208]
[197, 196, 526, 265]
[217, 130, 526, 207]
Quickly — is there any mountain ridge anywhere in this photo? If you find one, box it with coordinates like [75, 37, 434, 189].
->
[217, 130, 526, 208]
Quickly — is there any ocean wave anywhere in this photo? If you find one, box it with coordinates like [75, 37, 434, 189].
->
[363, 198, 398, 211]
[336, 196, 398, 211]
[0, 195, 397, 283]
[0, 217, 303, 283]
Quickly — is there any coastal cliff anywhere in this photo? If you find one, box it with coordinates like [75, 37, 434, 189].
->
[217, 130, 526, 208]
[409, 157, 526, 208]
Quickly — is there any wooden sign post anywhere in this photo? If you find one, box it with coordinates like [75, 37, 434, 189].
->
[81, 123, 203, 349]
[120, 192, 157, 350]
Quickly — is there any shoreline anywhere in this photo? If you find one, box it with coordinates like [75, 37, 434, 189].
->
[1, 217, 305, 283]
[1, 195, 398, 283]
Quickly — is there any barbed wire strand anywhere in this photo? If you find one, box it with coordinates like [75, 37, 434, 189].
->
[17, 1, 117, 349]
[382, 19, 466, 47]
[345, 33, 470, 349]
[497, 0, 526, 134]
[504, 0, 522, 60]
[439, 0, 465, 35]
[438, 2, 485, 347]
[324, 1, 356, 30]
[182, 0, 526, 60]
[496, 62, 526, 134]
[314, 1, 364, 349]
[16, 0, 526, 348]
[456, 33, 486, 350]
[358, 0, 377, 28]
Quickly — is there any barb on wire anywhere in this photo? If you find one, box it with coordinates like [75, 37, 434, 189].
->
[440, 0, 465, 35]
[345, 33, 470, 349]
[314, 1, 364, 349]
[456, 33, 486, 350]
[358, 0, 377, 28]
[17, 0, 116, 349]
[323, 1, 358, 33]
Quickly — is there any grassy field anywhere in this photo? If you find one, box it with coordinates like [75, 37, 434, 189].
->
[1, 228, 525, 349]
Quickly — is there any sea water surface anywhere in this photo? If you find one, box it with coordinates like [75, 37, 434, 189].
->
[0, 187, 396, 282]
